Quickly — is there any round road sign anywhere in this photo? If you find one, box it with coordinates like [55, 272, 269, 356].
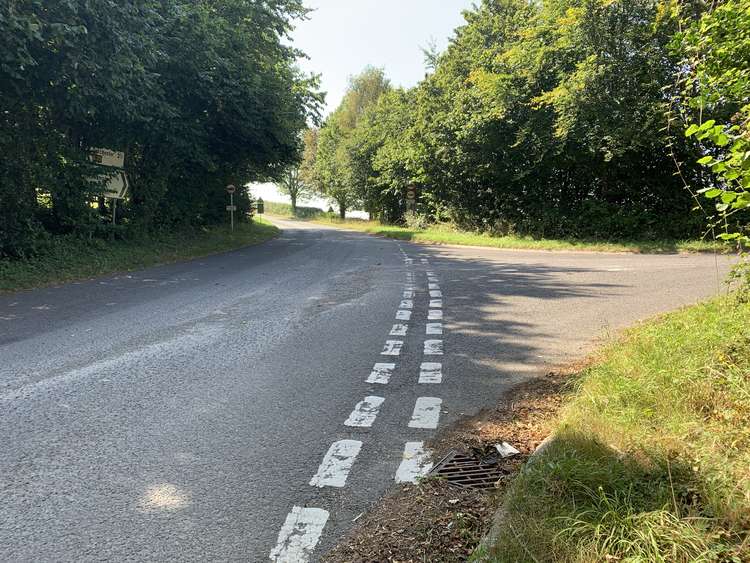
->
[226, 184, 236, 194]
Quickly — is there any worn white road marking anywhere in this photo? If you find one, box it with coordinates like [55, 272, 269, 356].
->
[367, 363, 395, 384]
[424, 340, 444, 355]
[428, 283, 440, 290]
[310, 440, 362, 488]
[402, 290, 414, 299]
[427, 309, 443, 320]
[390, 324, 408, 336]
[399, 299, 413, 309]
[426, 323, 443, 335]
[396, 310, 412, 321]
[382, 340, 404, 355]
[345, 396, 385, 427]
[408, 397, 443, 429]
[270, 506, 329, 562]
[420, 258, 429, 264]
[429, 290, 443, 298]
[395, 442, 433, 483]
[419, 362, 443, 383]
[427, 276, 438, 282]
[429, 299, 443, 308]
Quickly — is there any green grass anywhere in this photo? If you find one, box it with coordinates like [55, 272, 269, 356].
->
[267, 209, 719, 253]
[483, 296, 750, 562]
[0, 218, 278, 292]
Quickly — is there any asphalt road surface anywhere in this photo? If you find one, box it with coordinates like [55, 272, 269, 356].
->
[0, 218, 732, 561]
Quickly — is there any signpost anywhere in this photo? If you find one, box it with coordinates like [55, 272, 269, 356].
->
[89, 148, 128, 225]
[226, 184, 236, 232]
[405, 185, 417, 212]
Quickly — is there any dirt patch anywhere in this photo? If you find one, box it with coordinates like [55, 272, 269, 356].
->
[323, 368, 580, 562]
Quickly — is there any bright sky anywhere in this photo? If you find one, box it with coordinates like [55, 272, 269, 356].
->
[291, 0, 473, 115]
[252, 1, 473, 210]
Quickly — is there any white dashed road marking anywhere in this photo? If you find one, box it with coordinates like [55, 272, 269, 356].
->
[345, 396, 385, 428]
[424, 340, 443, 355]
[426, 323, 443, 335]
[408, 397, 443, 429]
[419, 362, 442, 383]
[420, 258, 429, 264]
[399, 299, 413, 309]
[429, 299, 443, 308]
[390, 324, 408, 336]
[381, 340, 404, 356]
[428, 283, 440, 290]
[429, 290, 443, 298]
[270, 506, 329, 563]
[395, 442, 433, 483]
[396, 310, 412, 321]
[310, 440, 362, 488]
[403, 290, 414, 298]
[427, 309, 443, 320]
[367, 363, 395, 384]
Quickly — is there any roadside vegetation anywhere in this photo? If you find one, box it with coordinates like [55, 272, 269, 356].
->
[268, 205, 718, 253]
[1, 2, 320, 261]
[0, 219, 278, 292]
[482, 295, 750, 562]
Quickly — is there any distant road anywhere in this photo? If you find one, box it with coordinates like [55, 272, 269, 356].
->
[0, 218, 732, 561]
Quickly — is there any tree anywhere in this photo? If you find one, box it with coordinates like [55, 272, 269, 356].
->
[312, 67, 391, 218]
[276, 167, 311, 213]
[0, 0, 322, 257]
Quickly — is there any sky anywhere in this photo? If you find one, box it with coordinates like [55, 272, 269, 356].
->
[252, 0, 473, 210]
[291, 0, 473, 115]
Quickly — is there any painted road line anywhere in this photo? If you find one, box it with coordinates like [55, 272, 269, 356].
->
[428, 283, 440, 290]
[424, 339, 444, 355]
[382, 340, 404, 356]
[426, 323, 443, 335]
[269, 506, 329, 562]
[309, 440, 362, 488]
[390, 324, 408, 336]
[419, 362, 442, 383]
[395, 441, 433, 483]
[427, 309, 443, 320]
[345, 396, 385, 427]
[420, 258, 429, 264]
[429, 290, 443, 298]
[429, 299, 443, 308]
[428, 276, 438, 283]
[396, 310, 412, 321]
[408, 397, 443, 429]
[399, 299, 414, 309]
[367, 363, 395, 384]
[403, 290, 414, 299]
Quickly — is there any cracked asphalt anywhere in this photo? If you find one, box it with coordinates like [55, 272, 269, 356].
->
[0, 218, 732, 561]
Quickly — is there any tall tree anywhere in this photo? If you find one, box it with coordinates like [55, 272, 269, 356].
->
[275, 167, 311, 213]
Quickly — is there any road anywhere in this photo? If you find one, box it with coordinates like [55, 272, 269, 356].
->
[0, 218, 731, 561]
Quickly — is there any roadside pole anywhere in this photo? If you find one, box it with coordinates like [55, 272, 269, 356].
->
[226, 184, 236, 233]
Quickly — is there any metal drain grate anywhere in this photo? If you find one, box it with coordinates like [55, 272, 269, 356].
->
[428, 450, 507, 490]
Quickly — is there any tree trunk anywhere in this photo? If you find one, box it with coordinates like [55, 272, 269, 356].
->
[339, 205, 346, 219]
[291, 194, 297, 214]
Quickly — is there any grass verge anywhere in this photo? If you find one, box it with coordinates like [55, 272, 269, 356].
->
[483, 296, 750, 562]
[0, 218, 278, 292]
[267, 207, 718, 253]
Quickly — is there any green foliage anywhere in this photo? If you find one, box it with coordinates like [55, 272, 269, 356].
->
[0, 0, 321, 258]
[307, 0, 709, 240]
[309, 67, 390, 218]
[487, 297, 750, 562]
[676, 0, 750, 248]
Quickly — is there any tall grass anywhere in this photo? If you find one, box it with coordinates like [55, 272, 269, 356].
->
[486, 296, 750, 562]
